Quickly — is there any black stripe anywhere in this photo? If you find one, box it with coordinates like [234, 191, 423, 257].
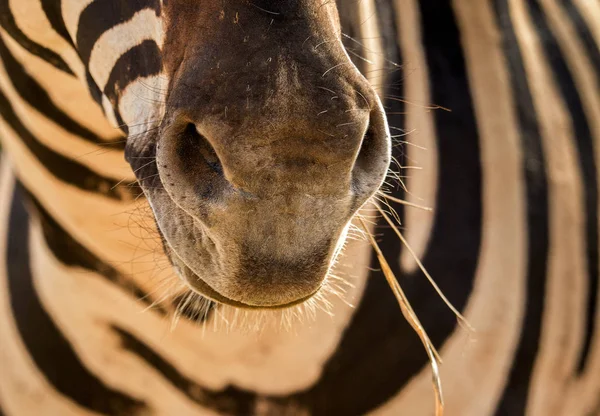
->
[492, 1, 550, 414]
[40, 0, 74, 46]
[0, 0, 73, 75]
[103, 39, 163, 107]
[113, 107, 130, 136]
[113, 326, 257, 414]
[83, 68, 126, 137]
[556, 0, 600, 374]
[102, 40, 162, 136]
[17, 182, 164, 314]
[559, 0, 600, 89]
[82, 70, 129, 136]
[0, 88, 134, 201]
[85, 69, 104, 106]
[527, 0, 599, 375]
[76, 0, 160, 66]
[75, 0, 161, 137]
[6, 183, 146, 415]
[0, 35, 124, 149]
[82, 69, 120, 137]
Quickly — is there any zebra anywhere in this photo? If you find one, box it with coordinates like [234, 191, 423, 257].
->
[0, 0, 599, 415]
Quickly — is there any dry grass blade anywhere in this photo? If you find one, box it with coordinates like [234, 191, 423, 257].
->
[358, 217, 444, 416]
[376, 205, 474, 333]
[377, 191, 434, 212]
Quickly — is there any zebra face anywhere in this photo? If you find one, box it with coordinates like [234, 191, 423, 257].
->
[123, 0, 391, 308]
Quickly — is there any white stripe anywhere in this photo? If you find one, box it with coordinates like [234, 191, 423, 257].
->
[88, 9, 164, 91]
[118, 75, 167, 138]
[102, 94, 121, 129]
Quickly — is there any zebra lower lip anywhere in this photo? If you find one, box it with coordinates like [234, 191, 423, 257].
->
[176, 262, 319, 310]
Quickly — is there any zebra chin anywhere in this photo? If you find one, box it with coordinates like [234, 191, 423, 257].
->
[157, 217, 343, 310]
[172, 259, 323, 310]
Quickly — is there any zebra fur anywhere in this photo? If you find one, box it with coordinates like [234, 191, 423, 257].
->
[0, 0, 599, 415]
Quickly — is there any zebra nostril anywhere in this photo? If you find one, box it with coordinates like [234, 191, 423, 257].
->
[156, 118, 231, 212]
[176, 123, 224, 177]
[351, 108, 391, 199]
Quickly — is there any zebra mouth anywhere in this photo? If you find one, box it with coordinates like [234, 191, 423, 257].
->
[168, 246, 322, 310]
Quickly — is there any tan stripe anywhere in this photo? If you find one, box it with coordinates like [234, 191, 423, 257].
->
[0, 32, 132, 181]
[8, 0, 86, 79]
[356, 0, 386, 95]
[0, 27, 121, 142]
[392, 0, 438, 273]
[61, 0, 95, 42]
[572, 0, 600, 49]
[509, 0, 587, 415]
[0, 158, 95, 416]
[373, 0, 527, 413]
[537, 0, 600, 412]
[538, 0, 600, 180]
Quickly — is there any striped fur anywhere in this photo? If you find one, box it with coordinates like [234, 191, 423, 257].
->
[0, 0, 599, 415]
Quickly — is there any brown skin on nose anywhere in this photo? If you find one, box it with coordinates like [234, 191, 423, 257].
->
[130, 0, 391, 308]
